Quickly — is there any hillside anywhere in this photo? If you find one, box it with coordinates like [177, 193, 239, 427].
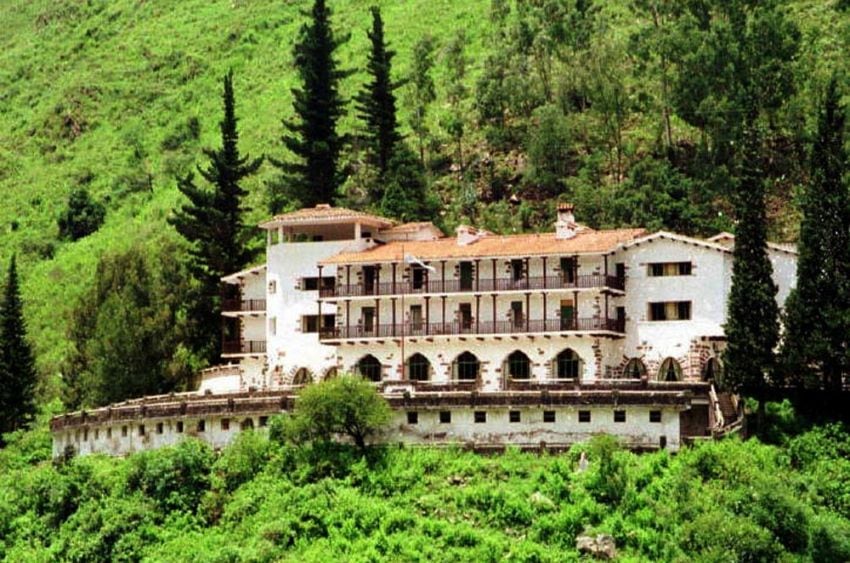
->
[1, 0, 850, 387]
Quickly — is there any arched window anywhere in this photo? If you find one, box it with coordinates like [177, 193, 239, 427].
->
[658, 357, 682, 382]
[241, 418, 254, 431]
[407, 353, 431, 381]
[623, 358, 647, 379]
[554, 349, 582, 379]
[505, 350, 531, 379]
[453, 352, 480, 381]
[702, 357, 722, 382]
[293, 368, 313, 385]
[355, 355, 382, 382]
[324, 367, 338, 380]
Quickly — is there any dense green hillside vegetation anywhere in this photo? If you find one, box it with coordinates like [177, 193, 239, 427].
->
[2, 0, 850, 396]
[2, 405, 849, 561]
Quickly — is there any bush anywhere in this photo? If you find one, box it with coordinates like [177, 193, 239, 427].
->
[125, 439, 213, 514]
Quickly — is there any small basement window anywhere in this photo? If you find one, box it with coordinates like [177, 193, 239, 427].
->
[221, 418, 230, 431]
[509, 410, 521, 423]
[407, 412, 419, 425]
[474, 411, 486, 423]
[543, 411, 556, 423]
[614, 410, 626, 423]
[439, 411, 451, 424]
[578, 411, 591, 423]
[650, 411, 662, 423]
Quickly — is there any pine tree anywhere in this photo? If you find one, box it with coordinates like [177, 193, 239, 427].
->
[442, 30, 468, 169]
[355, 6, 402, 188]
[380, 146, 433, 222]
[170, 71, 261, 361]
[0, 256, 37, 440]
[723, 121, 780, 428]
[406, 35, 437, 168]
[270, 0, 351, 212]
[782, 78, 850, 390]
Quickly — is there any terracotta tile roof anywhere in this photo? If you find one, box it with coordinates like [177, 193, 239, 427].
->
[321, 228, 647, 264]
[380, 222, 442, 235]
[259, 205, 394, 229]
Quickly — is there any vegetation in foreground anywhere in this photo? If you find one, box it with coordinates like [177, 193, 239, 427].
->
[1, 402, 849, 562]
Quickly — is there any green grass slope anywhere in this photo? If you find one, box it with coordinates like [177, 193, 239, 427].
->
[0, 0, 489, 379]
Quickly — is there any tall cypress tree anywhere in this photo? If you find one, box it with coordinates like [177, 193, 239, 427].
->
[723, 121, 780, 428]
[270, 0, 351, 212]
[782, 78, 850, 390]
[0, 256, 37, 440]
[355, 6, 402, 188]
[170, 71, 262, 361]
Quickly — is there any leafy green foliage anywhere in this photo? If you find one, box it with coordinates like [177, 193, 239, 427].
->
[57, 188, 106, 241]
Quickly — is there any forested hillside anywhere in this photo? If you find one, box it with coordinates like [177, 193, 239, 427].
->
[1, 0, 849, 392]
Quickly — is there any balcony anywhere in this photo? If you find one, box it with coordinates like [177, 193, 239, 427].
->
[222, 340, 267, 355]
[319, 317, 625, 341]
[222, 299, 267, 313]
[320, 274, 624, 299]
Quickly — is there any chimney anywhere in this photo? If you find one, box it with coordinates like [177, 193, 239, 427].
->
[456, 225, 481, 246]
[555, 203, 577, 239]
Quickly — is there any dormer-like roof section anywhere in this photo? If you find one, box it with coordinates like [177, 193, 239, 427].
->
[320, 228, 647, 265]
[258, 204, 394, 230]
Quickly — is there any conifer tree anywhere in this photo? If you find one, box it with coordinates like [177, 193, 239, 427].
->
[380, 146, 433, 222]
[270, 0, 351, 212]
[170, 71, 261, 361]
[782, 78, 850, 390]
[406, 35, 437, 168]
[723, 121, 780, 428]
[355, 6, 402, 187]
[0, 256, 37, 440]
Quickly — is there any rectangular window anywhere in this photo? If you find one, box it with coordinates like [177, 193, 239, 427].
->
[138, 424, 146, 436]
[83, 428, 89, 441]
[650, 410, 662, 423]
[543, 410, 556, 423]
[459, 303, 473, 330]
[648, 301, 692, 321]
[362, 307, 376, 332]
[411, 266, 426, 290]
[410, 305, 423, 330]
[459, 261, 474, 290]
[197, 420, 206, 433]
[407, 412, 419, 425]
[648, 262, 692, 277]
[156, 422, 164, 434]
[578, 411, 591, 423]
[176, 421, 184, 433]
[301, 276, 336, 291]
[511, 301, 524, 327]
[269, 317, 277, 336]
[560, 257, 576, 284]
[106, 428, 112, 439]
[474, 411, 486, 423]
[302, 314, 337, 333]
[94, 429, 99, 440]
[511, 259, 524, 282]
[122, 425, 128, 438]
[614, 410, 626, 423]
[439, 411, 451, 424]
[268, 280, 277, 294]
[259, 416, 269, 428]
[509, 410, 521, 423]
[221, 418, 230, 431]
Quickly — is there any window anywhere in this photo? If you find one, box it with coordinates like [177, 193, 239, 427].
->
[268, 280, 277, 294]
[94, 429, 99, 440]
[509, 411, 521, 423]
[560, 257, 576, 284]
[614, 410, 626, 423]
[356, 355, 382, 382]
[439, 411, 452, 424]
[474, 411, 487, 423]
[650, 410, 662, 423]
[302, 314, 337, 333]
[578, 411, 591, 423]
[510, 301, 524, 328]
[259, 416, 269, 428]
[648, 262, 692, 277]
[121, 425, 128, 437]
[506, 350, 531, 379]
[623, 358, 647, 379]
[83, 428, 88, 441]
[511, 259, 524, 282]
[453, 352, 480, 380]
[407, 353, 430, 381]
[176, 421, 184, 433]
[361, 307, 376, 332]
[555, 349, 582, 379]
[411, 266, 426, 290]
[156, 422, 164, 434]
[221, 418, 230, 431]
[459, 303, 473, 330]
[459, 261, 474, 290]
[615, 262, 626, 281]
[543, 411, 556, 423]
[138, 425, 146, 436]
[409, 305, 423, 331]
[269, 317, 277, 336]
[658, 358, 683, 382]
[407, 412, 419, 425]
[300, 276, 336, 291]
[197, 420, 206, 433]
[648, 301, 691, 321]
[106, 428, 112, 439]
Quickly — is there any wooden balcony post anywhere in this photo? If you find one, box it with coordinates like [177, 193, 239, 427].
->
[475, 294, 481, 334]
[441, 260, 446, 293]
[375, 298, 380, 335]
[346, 265, 351, 292]
[475, 259, 480, 292]
[491, 258, 497, 291]
[392, 262, 397, 295]
[392, 297, 397, 331]
[492, 294, 497, 326]
[441, 296, 447, 334]
[346, 300, 351, 337]
[525, 292, 530, 332]
[542, 292, 547, 329]
[524, 257, 530, 288]
[573, 254, 579, 286]
[425, 296, 431, 335]
[542, 256, 547, 289]
[573, 290, 579, 328]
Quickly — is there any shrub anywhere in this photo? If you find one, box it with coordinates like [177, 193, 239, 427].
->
[125, 439, 213, 514]
[57, 187, 105, 241]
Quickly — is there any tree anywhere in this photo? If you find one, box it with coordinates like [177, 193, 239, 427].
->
[524, 104, 572, 196]
[63, 243, 198, 408]
[58, 188, 106, 241]
[405, 35, 437, 168]
[442, 30, 468, 169]
[355, 6, 402, 185]
[285, 375, 392, 453]
[782, 79, 850, 390]
[269, 0, 351, 212]
[0, 256, 37, 440]
[170, 71, 261, 362]
[723, 123, 780, 430]
[380, 146, 434, 222]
